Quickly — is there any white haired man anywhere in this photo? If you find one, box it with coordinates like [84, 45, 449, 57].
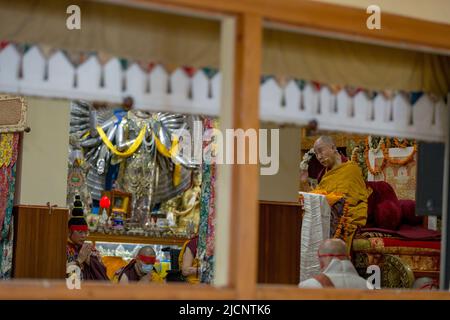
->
[299, 239, 367, 289]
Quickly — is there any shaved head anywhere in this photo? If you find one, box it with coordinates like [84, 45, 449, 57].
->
[138, 246, 156, 257]
[134, 246, 156, 276]
[318, 239, 349, 271]
[318, 239, 347, 256]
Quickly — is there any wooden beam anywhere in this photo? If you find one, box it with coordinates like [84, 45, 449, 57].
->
[259, 200, 301, 207]
[142, 0, 450, 53]
[87, 233, 188, 246]
[127, 0, 260, 16]
[263, 1, 450, 55]
[2, 280, 450, 300]
[256, 284, 450, 300]
[0, 280, 235, 299]
[229, 12, 262, 298]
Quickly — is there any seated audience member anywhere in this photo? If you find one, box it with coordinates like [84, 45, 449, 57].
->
[413, 277, 439, 290]
[179, 235, 200, 284]
[115, 246, 164, 283]
[299, 239, 367, 289]
[66, 196, 109, 281]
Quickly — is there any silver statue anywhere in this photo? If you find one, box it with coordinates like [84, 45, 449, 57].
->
[68, 100, 200, 225]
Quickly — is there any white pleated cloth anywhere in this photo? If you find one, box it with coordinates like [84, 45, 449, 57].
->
[299, 192, 331, 283]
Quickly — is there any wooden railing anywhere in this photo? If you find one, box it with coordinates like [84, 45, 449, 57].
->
[1, 280, 450, 300]
[87, 232, 189, 246]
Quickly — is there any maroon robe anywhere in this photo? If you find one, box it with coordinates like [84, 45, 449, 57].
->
[116, 259, 140, 281]
[82, 255, 109, 281]
[66, 241, 109, 281]
[187, 236, 198, 257]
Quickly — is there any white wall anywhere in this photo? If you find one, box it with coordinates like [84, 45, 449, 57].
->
[17, 97, 70, 207]
[259, 123, 301, 203]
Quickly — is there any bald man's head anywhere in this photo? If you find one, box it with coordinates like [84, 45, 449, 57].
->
[319, 239, 347, 255]
[135, 246, 157, 276]
[138, 246, 156, 257]
[318, 239, 349, 271]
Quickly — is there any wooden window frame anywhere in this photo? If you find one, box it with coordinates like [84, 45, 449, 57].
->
[2, 0, 450, 299]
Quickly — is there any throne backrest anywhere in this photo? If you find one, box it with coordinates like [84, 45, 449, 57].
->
[366, 181, 398, 227]
[365, 181, 423, 229]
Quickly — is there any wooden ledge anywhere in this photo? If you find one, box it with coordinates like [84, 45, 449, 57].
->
[0, 280, 234, 300]
[256, 284, 450, 300]
[259, 200, 300, 207]
[2, 280, 450, 300]
[87, 232, 189, 246]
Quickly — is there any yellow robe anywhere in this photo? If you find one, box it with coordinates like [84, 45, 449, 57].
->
[314, 161, 370, 253]
[179, 240, 200, 284]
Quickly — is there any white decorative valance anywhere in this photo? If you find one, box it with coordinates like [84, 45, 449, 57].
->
[0, 44, 220, 116]
[0, 43, 448, 141]
[260, 78, 448, 142]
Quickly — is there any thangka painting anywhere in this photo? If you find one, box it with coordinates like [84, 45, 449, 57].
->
[370, 147, 417, 200]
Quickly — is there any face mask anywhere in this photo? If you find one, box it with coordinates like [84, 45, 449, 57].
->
[141, 263, 154, 274]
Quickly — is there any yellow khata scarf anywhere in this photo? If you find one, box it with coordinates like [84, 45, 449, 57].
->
[96, 125, 182, 186]
[96, 125, 146, 157]
[310, 189, 344, 207]
[151, 270, 165, 283]
[152, 133, 182, 187]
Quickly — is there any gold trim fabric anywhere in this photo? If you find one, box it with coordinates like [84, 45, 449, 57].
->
[352, 238, 440, 272]
[0, 96, 27, 133]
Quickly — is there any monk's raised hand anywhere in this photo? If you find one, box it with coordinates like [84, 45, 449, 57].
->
[78, 243, 92, 264]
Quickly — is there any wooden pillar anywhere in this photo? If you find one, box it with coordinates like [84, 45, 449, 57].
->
[214, 16, 235, 287]
[229, 12, 262, 298]
[441, 93, 450, 290]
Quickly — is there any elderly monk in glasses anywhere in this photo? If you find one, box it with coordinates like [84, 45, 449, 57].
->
[311, 136, 370, 253]
[115, 246, 164, 283]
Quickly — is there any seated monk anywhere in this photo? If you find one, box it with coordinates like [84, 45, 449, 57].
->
[312, 136, 370, 253]
[179, 235, 200, 284]
[299, 239, 367, 289]
[66, 196, 109, 281]
[114, 246, 164, 283]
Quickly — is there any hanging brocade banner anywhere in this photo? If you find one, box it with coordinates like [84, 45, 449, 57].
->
[0, 132, 19, 279]
[198, 117, 218, 284]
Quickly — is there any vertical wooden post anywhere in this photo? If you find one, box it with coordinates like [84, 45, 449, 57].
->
[229, 13, 262, 298]
[441, 93, 450, 290]
[214, 15, 235, 287]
